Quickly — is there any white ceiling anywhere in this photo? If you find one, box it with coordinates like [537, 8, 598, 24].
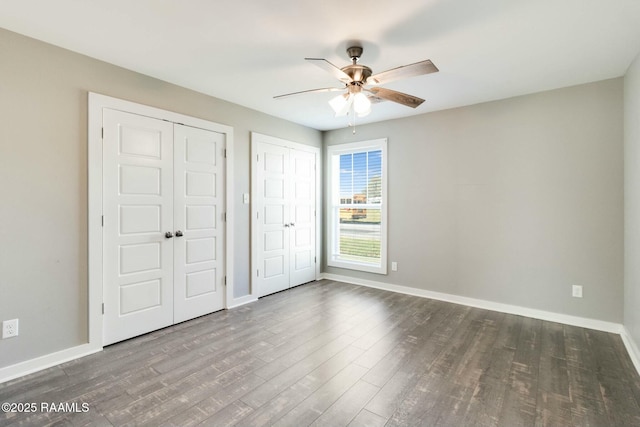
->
[2, 0, 640, 130]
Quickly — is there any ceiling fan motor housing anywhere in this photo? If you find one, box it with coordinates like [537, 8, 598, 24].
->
[341, 64, 372, 84]
[342, 46, 372, 83]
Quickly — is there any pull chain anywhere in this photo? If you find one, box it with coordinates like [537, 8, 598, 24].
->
[348, 103, 357, 134]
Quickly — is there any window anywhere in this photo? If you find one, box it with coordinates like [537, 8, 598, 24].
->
[327, 138, 387, 274]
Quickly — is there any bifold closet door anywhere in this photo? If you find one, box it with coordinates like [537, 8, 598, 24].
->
[103, 110, 226, 345]
[255, 141, 316, 297]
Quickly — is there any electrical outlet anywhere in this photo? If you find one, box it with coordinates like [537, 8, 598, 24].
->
[2, 319, 19, 339]
[391, 262, 398, 271]
[572, 285, 583, 298]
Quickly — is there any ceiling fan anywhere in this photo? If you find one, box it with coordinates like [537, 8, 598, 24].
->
[274, 46, 439, 117]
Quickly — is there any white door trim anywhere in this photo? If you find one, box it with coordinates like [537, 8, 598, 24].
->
[250, 132, 321, 299]
[88, 92, 234, 348]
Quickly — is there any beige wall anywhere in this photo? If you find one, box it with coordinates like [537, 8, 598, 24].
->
[0, 28, 321, 368]
[325, 78, 624, 323]
[625, 52, 640, 349]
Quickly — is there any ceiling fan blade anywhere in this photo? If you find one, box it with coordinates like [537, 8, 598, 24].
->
[305, 58, 353, 83]
[366, 60, 438, 86]
[367, 95, 386, 104]
[274, 87, 343, 99]
[366, 87, 425, 108]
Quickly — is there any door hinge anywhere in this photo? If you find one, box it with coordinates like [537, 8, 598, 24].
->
[101, 215, 104, 227]
[256, 154, 259, 162]
[101, 127, 104, 139]
[224, 149, 227, 158]
[257, 269, 260, 277]
[224, 276, 227, 285]
[102, 303, 105, 314]
[314, 256, 317, 263]
[223, 212, 227, 222]
[257, 211, 259, 219]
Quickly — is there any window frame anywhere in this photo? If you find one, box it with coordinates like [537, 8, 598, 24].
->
[326, 138, 388, 274]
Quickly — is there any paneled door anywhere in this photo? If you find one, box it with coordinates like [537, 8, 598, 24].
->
[103, 109, 175, 345]
[254, 137, 317, 297]
[173, 124, 225, 323]
[255, 142, 291, 297]
[289, 149, 316, 286]
[103, 109, 225, 345]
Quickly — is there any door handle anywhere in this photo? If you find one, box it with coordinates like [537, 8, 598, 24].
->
[290, 223, 295, 227]
[284, 224, 290, 228]
[175, 230, 183, 237]
[165, 231, 174, 238]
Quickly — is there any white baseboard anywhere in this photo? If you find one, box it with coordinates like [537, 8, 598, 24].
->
[621, 327, 640, 375]
[321, 273, 624, 334]
[0, 343, 102, 384]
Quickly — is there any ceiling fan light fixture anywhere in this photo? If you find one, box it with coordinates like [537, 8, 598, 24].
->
[329, 93, 354, 117]
[353, 92, 371, 115]
[329, 93, 348, 113]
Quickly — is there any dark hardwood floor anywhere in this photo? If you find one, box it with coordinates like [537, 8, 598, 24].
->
[1, 280, 640, 426]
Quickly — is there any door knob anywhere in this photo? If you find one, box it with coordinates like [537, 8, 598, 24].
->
[175, 230, 183, 237]
[165, 231, 174, 238]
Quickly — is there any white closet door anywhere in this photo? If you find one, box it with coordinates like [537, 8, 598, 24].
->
[254, 136, 317, 298]
[289, 149, 316, 286]
[173, 125, 225, 323]
[103, 109, 174, 345]
[256, 142, 291, 297]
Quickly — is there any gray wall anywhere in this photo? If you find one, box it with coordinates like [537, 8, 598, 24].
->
[0, 28, 321, 369]
[324, 78, 624, 323]
[625, 52, 640, 348]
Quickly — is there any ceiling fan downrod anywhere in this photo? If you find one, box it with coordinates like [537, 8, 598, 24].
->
[346, 46, 363, 64]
